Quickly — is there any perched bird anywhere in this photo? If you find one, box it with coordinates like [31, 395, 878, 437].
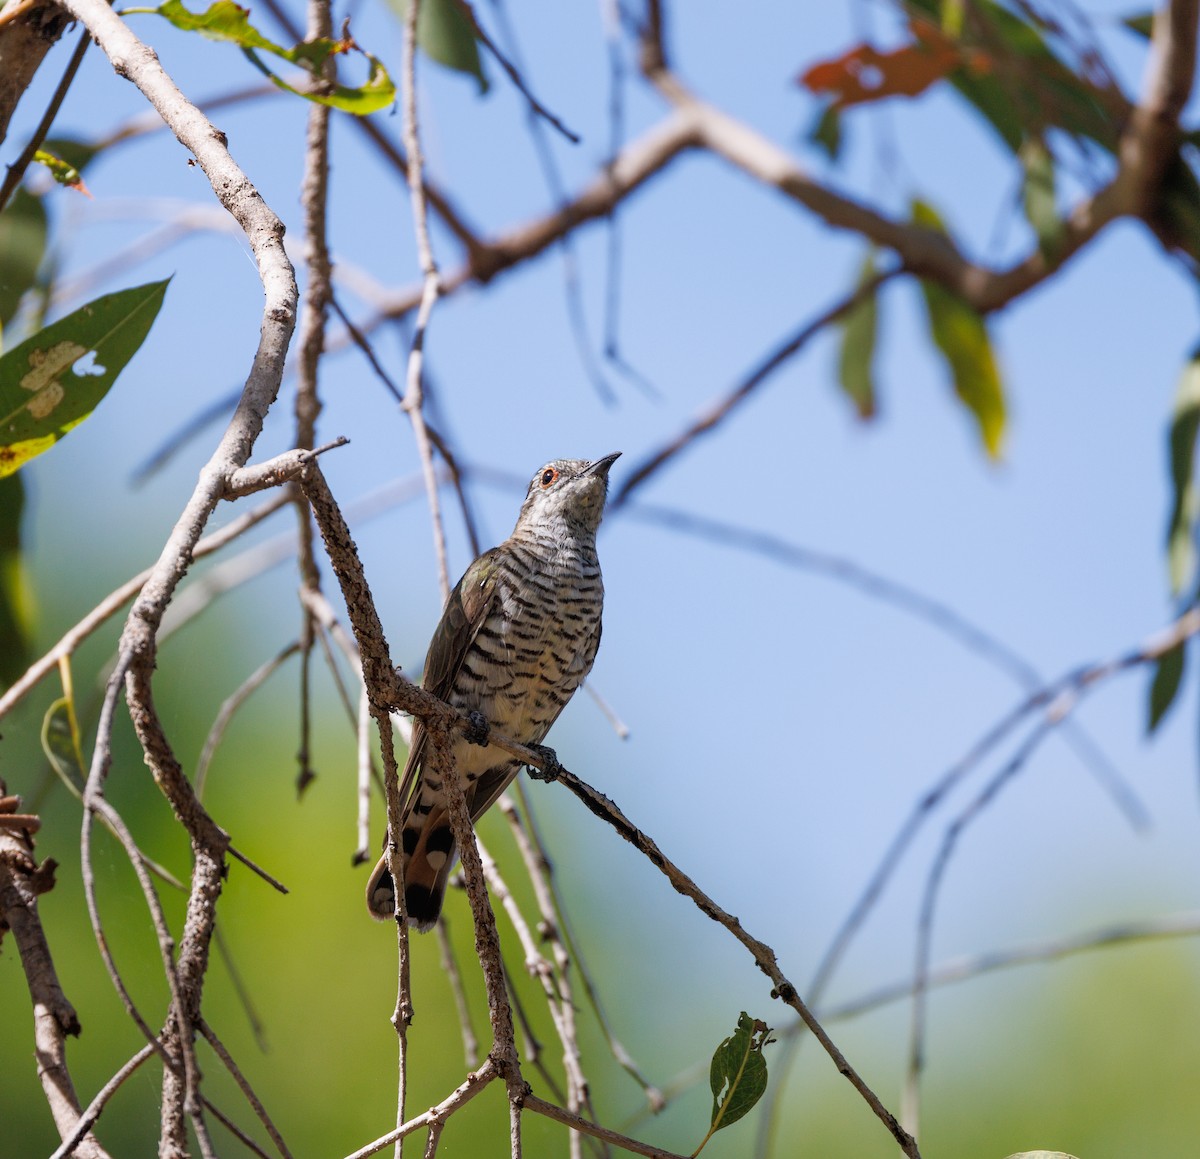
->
[367, 452, 621, 930]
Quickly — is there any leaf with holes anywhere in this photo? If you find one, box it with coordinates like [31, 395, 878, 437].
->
[690, 1013, 774, 1155]
[0, 280, 168, 478]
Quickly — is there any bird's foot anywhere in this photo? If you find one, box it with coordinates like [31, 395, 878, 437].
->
[464, 711, 491, 747]
[526, 744, 563, 783]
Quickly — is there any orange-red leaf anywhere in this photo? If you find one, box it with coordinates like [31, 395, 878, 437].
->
[800, 19, 988, 108]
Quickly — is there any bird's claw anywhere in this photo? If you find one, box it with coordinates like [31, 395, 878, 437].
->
[464, 711, 491, 747]
[526, 744, 563, 782]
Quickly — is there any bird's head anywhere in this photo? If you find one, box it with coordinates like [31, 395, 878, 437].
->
[514, 453, 622, 537]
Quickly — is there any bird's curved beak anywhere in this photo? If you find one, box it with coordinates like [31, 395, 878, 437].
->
[584, 452, 622, 478]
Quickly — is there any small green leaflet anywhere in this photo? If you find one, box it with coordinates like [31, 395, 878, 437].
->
[0, 187, 47, 335]
[1147, 640, 1186, 734]
[123, 1, 396, 114]
[808, 103, 842, 161]
[40, 679, 185, 887]
[691, 1012, 774, 1156]
[32, 150, 91, 196]
[387, 0, 488, 92]
[42, 694, 87, 790]
[1165, 353, 1200, 594]
[1122, 13, 1155, 38]
[1149, 347, 1200, 732]
[1019, 136, 1061, 260]
[0, 279, 168, 478]
[837, 250, 880, 418]
[912, 199, 1007, 459]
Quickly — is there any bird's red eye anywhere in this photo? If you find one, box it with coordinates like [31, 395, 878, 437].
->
[540, 467, 558, 488]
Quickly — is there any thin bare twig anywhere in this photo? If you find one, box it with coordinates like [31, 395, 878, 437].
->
[195, 642, 301, 799]
[328, 298, 482, 558]
[435, 916, 481, 1069]
[342, 1060, 497, 1159]
[824, 908, 1200, 1024]
[535, 763, 920, 1157]
[624, 500, 1147, 830]
[504, 787, 659, 1110]
[905, 718, 1054, 1136]
[611, 268, 900, 508]
[49, 1046, 155, 1159]
[478, 834, 592, 1145]
[0, 491, 292, 719]
[524, 1095, 687, 1159]
[485, 0, 616, 405]
[199, 1019, 294, 1159]
[0, 28, 88, 213]
[460, 0, 580, 144]
[401, 0, 451, 603]
[291, 0, 335, 801]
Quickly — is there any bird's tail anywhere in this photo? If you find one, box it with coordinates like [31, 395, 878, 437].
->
[365, 813, 458, 931]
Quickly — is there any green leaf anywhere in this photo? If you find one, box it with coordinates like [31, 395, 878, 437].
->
[1166, 355, 1200, 593]
[0, 473, 33, 688]
[1019, 136, 1062, 259]
[0, 187, 48, 335]
[1148, 640, 1187, 733]
[905, 0, 1121, 155]
[32, 150, 91, 196]
[124, 1, 396, 114]
[1155, 156, 1200, 266]
[41, 136, 101, 178]
[837, 251, 879, 418]
[913, 200, 1007, 459]
[1122, 13, 1154, 39]
[387, 0, 488, 92]
[240, 46, 396, 115]
[939, 0, 964, 39]
[691, 1013, 773, 1155]
[42, 694, 87, 789]
[808, 103, 842, 161]
[0, 279, 169, 477]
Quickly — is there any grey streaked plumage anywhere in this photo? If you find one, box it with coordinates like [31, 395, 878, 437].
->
[366, 453, 620, 930]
